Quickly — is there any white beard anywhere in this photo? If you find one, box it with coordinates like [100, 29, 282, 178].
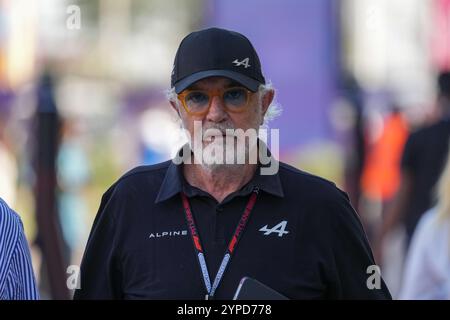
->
[200, 136, 249, 172]
[179, 104, 263, 172]
[184, 125, 259, 172]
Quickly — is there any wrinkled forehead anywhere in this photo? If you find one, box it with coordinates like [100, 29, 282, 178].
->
[186, 76, 243, 91]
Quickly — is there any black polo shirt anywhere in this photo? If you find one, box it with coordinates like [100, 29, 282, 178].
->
[74, 157, 391, 300]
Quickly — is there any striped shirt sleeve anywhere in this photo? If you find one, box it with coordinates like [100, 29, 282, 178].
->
[0, 198, 39, 300]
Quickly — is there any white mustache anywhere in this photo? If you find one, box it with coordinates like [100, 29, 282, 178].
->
[202, 125, 236, 139]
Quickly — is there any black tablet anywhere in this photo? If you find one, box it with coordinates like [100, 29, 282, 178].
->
[233, 277, 289, 300]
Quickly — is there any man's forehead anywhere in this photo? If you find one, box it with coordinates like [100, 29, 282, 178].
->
[187, 77, 242, 90]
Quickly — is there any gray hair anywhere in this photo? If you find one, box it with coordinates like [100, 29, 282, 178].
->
[165, 81, 282, 126]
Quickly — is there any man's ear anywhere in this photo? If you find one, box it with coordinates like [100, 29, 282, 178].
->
[261, 89, 274, 118]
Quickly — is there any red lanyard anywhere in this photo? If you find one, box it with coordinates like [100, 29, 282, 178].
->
[180, 187, 259, 300]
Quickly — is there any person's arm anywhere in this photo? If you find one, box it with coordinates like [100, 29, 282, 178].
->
[382, 172, 412, 234]
[373, 171, 413, 263]
[73, 184, 122, 300]
[374, 132, 417, 264]
[6, 219, 40, 300]
[328, 190, 392, 299]
[0, 201, 39, 300]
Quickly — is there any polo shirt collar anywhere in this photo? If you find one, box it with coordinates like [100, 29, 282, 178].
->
[155, 143, 284, 203]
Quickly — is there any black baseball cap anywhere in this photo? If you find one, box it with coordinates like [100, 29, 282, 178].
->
[171, 27, 266, 94]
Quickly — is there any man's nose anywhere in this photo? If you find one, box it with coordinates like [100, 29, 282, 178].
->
[205, 95, 227, 122]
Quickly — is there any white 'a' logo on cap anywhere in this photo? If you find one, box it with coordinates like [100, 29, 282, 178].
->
[232, 58, 251, 68]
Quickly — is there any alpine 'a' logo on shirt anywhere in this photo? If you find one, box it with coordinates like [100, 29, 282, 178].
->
[149, 230, 188, 239]
[259, 220, 289, 237]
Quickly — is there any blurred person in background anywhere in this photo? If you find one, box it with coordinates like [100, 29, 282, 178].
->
[377, 71, 450, 259]
[360, 106, 409, 243]
[0, 105, 18, 206]
[74, 27, 391, 300]
[57, 119, 90, 265]
[399, 142, 450, 299]
[0, 198, 39, 300]
[340, 75, 366, 217]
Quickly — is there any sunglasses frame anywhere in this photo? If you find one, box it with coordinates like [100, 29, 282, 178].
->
[177, 86, 253, 116]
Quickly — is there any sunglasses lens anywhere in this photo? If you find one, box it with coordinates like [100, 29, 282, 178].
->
[223, 88, 248, 109]
[185, 91, 209, 112]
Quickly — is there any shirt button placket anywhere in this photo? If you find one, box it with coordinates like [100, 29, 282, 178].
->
[214, 205, 224, 244]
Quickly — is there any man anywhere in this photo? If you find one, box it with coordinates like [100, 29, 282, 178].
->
[377, 71, 450, 256]
[74, 27, 391, 299]
[0, 197, 39, 299]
